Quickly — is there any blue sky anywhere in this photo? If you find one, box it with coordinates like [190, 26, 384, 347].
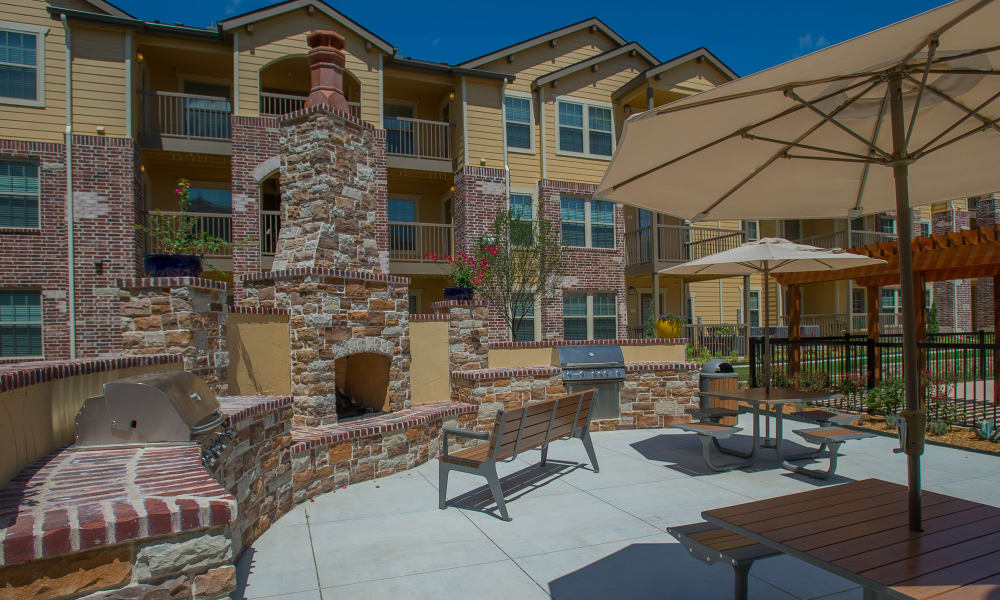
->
[114, 0, 948, 76]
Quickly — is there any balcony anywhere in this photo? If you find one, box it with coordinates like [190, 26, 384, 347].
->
[259, 92, 361, 119]
[625, 224, 744, 270]
[384, 117, 451, 172]
[387, 221, 453, 274]
[795, 230, 897, 250]
[146, 212, 233, 257]
[138, 91, 233, 154]
[802, 312, 905, 335]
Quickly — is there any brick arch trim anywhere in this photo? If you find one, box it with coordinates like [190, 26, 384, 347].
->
[252, 155, 280, 183]
[332, 336, 395, 360]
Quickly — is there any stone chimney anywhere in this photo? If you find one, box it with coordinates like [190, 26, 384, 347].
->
[305, 30, 350, 112]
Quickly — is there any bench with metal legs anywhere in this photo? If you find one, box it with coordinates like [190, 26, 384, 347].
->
[670, 422, 755, 472]
[782, 426, 876, 479]
[667, 521, 781, 600]
[439, 390, 598, 521]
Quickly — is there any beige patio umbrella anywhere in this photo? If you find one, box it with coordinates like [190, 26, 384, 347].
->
[596, 0, 1000, 530]
[660, 238, 886, 392]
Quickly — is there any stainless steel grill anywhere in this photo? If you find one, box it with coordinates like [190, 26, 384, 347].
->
[75, 371, 225, 446]
[555, 345, 624, 420]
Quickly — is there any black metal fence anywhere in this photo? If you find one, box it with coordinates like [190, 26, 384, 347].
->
[749, 332, 999, 427]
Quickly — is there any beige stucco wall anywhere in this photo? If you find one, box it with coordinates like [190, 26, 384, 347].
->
[621, 344, 685, 363]
[488, 343, 686, 368]
[0, 362, 182, 487]
[227, 312, 291, 396]
[410, 320, 450, 404]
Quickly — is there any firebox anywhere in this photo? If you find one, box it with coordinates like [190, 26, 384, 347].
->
[335, 352, 390, 420]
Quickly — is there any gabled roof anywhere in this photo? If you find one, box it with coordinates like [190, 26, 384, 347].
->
[386, 56, 515, 82]
[219, 0, 396, 55]
[83, 0, 134, 19]
[459, 17, 627, 68]
[532, 42, 657, 89]
[46, 6, 225, 42]
[612, 47, 738, 101]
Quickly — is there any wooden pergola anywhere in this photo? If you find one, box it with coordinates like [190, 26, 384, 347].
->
[773, 225, 1000, 402]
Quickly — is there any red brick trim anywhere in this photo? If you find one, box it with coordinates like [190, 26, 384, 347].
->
[0, 445, 236, 567]
[230, 306, 290, 316]
[490, 338, 687, 350]
[0, 354, 182, 394]
[232, 115, 279, 128]
[410, 313, 448, 321]
[240, 267, 409, 285]
[218, 395, 293, 423]
[0, 227, 40, 235]
[116, 277, 229, 291]
[290, 402, 476, 451]
[431, 299, 487, 311]
[625, 362, 700, 372]
[277, 103, 384, 137]
[451, 366, 562, 380]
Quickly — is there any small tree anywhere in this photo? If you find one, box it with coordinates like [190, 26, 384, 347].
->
[475, 205, 566, 341]
[926, 302, 940, 334]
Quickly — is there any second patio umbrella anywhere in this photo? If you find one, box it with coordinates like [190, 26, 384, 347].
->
[660, 238, 886, 391]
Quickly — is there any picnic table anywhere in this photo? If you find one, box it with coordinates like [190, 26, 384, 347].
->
[702, 478, 1000, 599]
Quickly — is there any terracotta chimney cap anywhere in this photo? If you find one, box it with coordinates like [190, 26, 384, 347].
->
[307, 30, 345, 51]
[304, 29, 350, 112]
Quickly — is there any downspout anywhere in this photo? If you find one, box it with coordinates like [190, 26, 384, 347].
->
[62, 14, 76, 359]
[233, 32, 239, 115]
[500, 79, 510, 203]
[124, 30, 132, 137]
[538, 87, 547, 179]
[460, 77, 469, 166]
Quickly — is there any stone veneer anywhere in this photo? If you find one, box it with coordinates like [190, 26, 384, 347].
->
[239, 268, 411, 426]
[116, 277, 229, 394]
[451, 362, 700, 432]
[433, 300, 489, 371]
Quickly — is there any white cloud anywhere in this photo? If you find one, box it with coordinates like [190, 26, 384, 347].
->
[225, 0, 243, 16]
[798, 33, 830, 53]
[798, 33, 813, 50]
[431, 38, 441, 47]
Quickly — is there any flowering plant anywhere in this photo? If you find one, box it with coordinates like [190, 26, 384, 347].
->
[426, 246, 495, 288]
[657, 313, 684, 325]
[135, 178, 235, 258]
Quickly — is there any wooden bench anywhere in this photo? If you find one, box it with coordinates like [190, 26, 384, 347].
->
[688, 406, 741, 424]
[782, 426, 876, 479]
[788, 409, 857, 427]
[670, 422, 754, 472]
[438, 390, 598, 521]
[667, 521, 781, 600]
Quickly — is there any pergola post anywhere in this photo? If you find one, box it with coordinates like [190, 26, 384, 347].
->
[913, 272, 927, 408]
[994, 274, 999, 405]
[866, 284, 881, 388]
[787, 284, 801, 379]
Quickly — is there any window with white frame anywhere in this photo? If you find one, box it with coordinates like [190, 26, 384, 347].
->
[0, 23, 45, 106]
[556, 98, 613, 158]
[881, 288, 901, 314]
[852, 287, 866, 314]
[748, 290, 761, 328]
[504, 94, 533, 151]
[0, 290, 41, 357]
[744, 220, 760, 241]
[509, 192, 535, 247]
[920, 220, 931, 238]
[512, 293, 537, 342]
[563, 292, 617, 340]
[0, 160, 39, 228]
[561, 196, 614, 248]
[880, 216, 896, 234]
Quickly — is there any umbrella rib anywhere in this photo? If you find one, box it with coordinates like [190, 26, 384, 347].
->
[904, 37, 938, 150]
[854, 87, 891, 213]
[610, 76, 881, 194]
[899, 0, 996, 65]
[784, 154, 874, 164]
[785, 88, 892, 158]
[742, 134, 881, 161]
[916, 113, 1000, 158]
[905, 74, 1000, 137]
[911, 87, 1000, 155]
[926, 68, 1000, 75]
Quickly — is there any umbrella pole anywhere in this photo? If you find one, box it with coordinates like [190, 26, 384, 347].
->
[889, 71, 923, 532]
[764, 263, 771, 394]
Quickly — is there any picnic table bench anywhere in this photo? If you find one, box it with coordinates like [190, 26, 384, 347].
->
[667, 521, 781, 600]
[438, 389, 598, 521]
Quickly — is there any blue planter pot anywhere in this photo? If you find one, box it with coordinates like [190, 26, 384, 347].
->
[443, 286, 475, 301]
[143, 254, 203, 278]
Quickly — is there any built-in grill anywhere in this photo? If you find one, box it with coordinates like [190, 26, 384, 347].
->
[555, 345, 625, 420]
[74, 371, 234, 467]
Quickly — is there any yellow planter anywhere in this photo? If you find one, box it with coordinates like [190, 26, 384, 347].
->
[656, 320, 682, 338]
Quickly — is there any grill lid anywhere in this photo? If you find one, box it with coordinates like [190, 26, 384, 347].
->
[555, 345, 625, 368]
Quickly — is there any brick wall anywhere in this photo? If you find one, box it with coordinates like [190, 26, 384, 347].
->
[231, 116, 280, 299]
[0, 136, 139, 362]
[976, 199, 1000, 330]
[932, 209, 972, 332]
[538, 179, 627, 341]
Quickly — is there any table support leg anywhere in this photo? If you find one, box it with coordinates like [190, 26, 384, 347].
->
[733, 563, 750, 600]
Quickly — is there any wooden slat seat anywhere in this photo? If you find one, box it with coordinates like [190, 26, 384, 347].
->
[672, 422, 742, 439]
[688, 406, 741, 423]
[781, 426, 877, 479]
[667, 521, 781, 600]
[670, 422, 754, 472]
[789, 409, 857, 427]
[438, 390, 598, 521]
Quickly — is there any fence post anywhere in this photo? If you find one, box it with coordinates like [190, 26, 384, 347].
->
[845, 331, 853, 376]
[866, 337, 876, 390]
[979, 329, 987, 379]
[749, 336, 758, 388]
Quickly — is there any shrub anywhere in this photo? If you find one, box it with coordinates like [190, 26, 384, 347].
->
[927, 420, 949, 436]
[975, 419, 999, 442]
[865, 378, 904, 416]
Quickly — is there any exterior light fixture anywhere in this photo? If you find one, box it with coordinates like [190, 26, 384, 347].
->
[624, 105, 632, 115]
[448, 91, 455, 100]
[136, 50, 143, 63]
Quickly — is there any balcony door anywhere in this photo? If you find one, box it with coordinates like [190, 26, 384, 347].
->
[182, 81, 231, 139]
[388, 196, 417, 259]
[384, 103, 414, 155]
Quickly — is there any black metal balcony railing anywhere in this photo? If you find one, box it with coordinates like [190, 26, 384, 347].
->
[625, 224, 744, 266]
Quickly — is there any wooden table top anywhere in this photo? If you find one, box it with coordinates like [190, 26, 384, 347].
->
[699, 387, 843, 405]
[703, 479, 1000, 599]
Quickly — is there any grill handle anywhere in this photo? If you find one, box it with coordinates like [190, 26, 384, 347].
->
[190, 411, 225, 434]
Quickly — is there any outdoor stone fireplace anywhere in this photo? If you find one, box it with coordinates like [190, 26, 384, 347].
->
[335, 342, 392, 419]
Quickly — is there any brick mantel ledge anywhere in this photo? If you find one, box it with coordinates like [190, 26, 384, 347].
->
[490, 338, 687, 350]
[218, 395, 293, 423]
[451, 366, 562, 381]
[0, 354, 181, 393]
[116, 277, 229, 291]
[626, 361, 700, 371]
[239, 267, 409, 285]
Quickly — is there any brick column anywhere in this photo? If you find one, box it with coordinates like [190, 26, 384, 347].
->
[231, 116, 280, 299]
[117, 277, 229, 394]
[453, 166, 506, 255]
[931, 209, 972, 332]
[433, 300, 489, 371]
[977, 198, 1000, 330]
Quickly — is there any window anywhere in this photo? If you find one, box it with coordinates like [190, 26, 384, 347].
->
[407, 292, 420, 314]
[0, 160, 39, 228]
[561, 196, 614, 248]
[509, 192, 534, 246]
[563, 292, 617, 340]
[186, 187, 231, 213]
[851, 216, 866, 230]
[556, 98, 614, 158]
[852, 288, 866, 314]
[389, 198, 417, 253]
[0, 290, 41, 357]
[0, 23, 45, 106]
[744, 220, 760, 241]
[388, 198, 416, 222]
[512, 294, 536, 342]
[504, 94, 532, 151]
[920, 221, 931, 238]
[783, 219, 800, 242]
[881, 288, 901, 314]
[748, 290, 761, 328]
[879, 217, 896, 234]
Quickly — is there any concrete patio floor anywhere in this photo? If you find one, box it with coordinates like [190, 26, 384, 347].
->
[231, 413, 1000, 600]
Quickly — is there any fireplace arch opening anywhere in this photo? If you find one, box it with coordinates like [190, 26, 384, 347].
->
[335, 352, 390, 420]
